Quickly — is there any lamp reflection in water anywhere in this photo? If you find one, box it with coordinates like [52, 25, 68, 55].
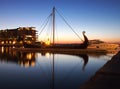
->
[0, 47, 36, 67]
[0, 47, 89, 89]
[0, 47, 88, 70]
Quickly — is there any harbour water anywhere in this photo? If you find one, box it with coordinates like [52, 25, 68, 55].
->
[0, 47, 114, 89]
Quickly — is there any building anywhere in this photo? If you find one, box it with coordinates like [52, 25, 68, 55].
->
[0, 27, 37, 47]
[89, 39, 104, 44]
[88, 42, 119, 51]
[88, 39, 120, 51]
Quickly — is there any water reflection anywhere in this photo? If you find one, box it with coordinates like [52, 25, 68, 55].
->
[78, 54, 88, 71]
[61, 54, 89, 71]
[0, 47, 111, 89]
[0, 47, 36, 67]
[51, 54, 89, 89]
[0, 47, 89, 70]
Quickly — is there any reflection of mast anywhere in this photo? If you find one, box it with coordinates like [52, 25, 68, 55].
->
[51, 53, 55, 89]
[52, 54, 54, 89]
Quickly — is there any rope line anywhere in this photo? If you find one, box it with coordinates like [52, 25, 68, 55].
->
[38, 7, 84, 42]
[38, 13, 52, 36]
[55, 8, 83, 42]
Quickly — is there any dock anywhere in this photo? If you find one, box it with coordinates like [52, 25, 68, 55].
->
[80, 51, 120, 89]
[12, 48, 118, 54]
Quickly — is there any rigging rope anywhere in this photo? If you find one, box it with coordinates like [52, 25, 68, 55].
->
[38, 13, 52, 36]
[38, 7, 84, 42]
[55, 8, 83, 42]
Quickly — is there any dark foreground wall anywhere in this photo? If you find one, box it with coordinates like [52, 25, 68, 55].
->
[80, 51, 120, 89]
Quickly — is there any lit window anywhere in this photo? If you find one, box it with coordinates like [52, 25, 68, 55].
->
[9, 41, 12, 44]
[6, 41, 8, 44]
[13, 41, 16, 44]
[1, 41, 4, 44]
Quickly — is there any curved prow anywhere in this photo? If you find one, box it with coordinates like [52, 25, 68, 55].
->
[80, 31, 89, 49]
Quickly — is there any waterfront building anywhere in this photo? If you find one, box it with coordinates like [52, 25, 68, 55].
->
[0, 27, 37, 47]
[88, 42, 119, 50]
[88, 39, 119, 50]
[89, 39, 104, 44]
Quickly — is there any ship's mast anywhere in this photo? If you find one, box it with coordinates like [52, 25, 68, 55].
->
[52, 7, 55, 46]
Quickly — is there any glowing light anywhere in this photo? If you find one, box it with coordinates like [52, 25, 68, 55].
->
[45, 38, 50, 46]
[25, 61, 29, 68]
[6, 41, 8, 44]
[13, 41, 16, 44]
[1, 41, 4, 44]
[31, 61, 35, 67]
[19, 61, 24, 67]
[1, 47, 4, 53]
[45, 52, 50, 58]
[26, 41, 32, 44]
[9, 41, 12, 44]
[26, 35, 32, 37]
[26, 53, 32, 60]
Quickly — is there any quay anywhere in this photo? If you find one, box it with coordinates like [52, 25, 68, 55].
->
[12, 48, 118, 54]
[80, 51, 120, 89]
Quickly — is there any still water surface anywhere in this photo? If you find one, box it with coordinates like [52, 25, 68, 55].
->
[0, 47, 113, 89]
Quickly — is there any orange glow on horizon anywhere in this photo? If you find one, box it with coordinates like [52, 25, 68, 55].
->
[38, 34, 120, 44]
[55, 38, 120, 44]
[38, 38, 120, 44]
[54, 40, 82, 44]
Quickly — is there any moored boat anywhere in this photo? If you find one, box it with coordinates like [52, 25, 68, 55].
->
[23, 7, 89, 49]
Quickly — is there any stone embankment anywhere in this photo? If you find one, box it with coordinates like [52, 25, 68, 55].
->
[12, 48, 118, 54]
[80, 51, 120, 89]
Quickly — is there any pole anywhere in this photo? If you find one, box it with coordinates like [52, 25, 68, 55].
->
[52, 7, 55, 46]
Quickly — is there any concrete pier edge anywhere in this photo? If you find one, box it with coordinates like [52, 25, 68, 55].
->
[80, 51, 120, 89]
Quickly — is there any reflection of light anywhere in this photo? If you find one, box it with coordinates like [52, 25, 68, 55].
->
[19, 61, 24, 67]
[1, 47, 4, 53]
[26, 53, 32, 60]
[6, 47, 9, 53]
[25, 61, 29, 68]
[31, 61, 35, 67]
[45, 52, 50, 58]
[19, 61, 35, 67]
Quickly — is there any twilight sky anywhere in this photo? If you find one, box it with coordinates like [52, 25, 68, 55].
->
[0, 0, 120, 43]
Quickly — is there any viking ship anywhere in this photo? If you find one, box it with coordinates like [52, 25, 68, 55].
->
[24, 7, 89, 49]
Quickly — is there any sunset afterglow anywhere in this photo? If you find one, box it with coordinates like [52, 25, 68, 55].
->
[0, 0, 120, 43]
